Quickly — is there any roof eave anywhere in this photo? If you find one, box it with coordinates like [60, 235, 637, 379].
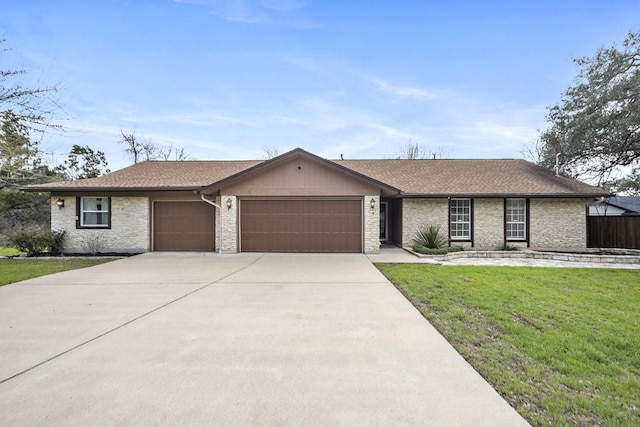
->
[398, 192, 610, 198]
[22, 186, 203, 193]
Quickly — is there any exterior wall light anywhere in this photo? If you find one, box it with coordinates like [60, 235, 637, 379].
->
[370, 198, 376, 210]
[226, 198, 233, 210]
[56, 198, 65, 209]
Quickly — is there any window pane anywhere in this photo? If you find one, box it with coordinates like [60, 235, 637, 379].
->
[506, 199, 526, 240]
[83, 212, 107, 225]
[83, 197, 106, 211]
[450, 199, 471, 239]
[81, 197, 109, 227]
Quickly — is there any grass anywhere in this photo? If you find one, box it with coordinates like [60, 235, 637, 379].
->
[0, 258, 117, 286]
[0, 247, 23, 256]
[376, 264, 640, 426]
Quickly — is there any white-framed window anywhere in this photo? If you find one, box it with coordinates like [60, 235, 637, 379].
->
[506, 198, 526, 240]
[450, 198, 471, 240]
[79, 197, 110, 228]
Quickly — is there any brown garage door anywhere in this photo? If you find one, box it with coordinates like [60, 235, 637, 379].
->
[240, 199, 362, 253]
[154, 201, 216, 251]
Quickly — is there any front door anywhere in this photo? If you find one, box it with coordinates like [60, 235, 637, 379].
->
[380, 202, 388, 241]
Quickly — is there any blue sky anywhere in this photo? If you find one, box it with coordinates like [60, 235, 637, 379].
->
[2, 1, 639, 171]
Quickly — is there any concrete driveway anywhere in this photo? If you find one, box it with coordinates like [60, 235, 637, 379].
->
[1, 253, 528, 426]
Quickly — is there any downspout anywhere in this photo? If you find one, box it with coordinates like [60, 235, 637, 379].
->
[199, 193, 223, 255]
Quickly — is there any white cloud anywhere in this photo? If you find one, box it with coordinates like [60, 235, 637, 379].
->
[175, 0, 320, 28]
[260, 0, 306, 11]
[368, 76, 438, 101]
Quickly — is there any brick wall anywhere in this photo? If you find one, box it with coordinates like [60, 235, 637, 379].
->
[530, 198, 586, 248]
[364, 195, 380, 254]
[401, 198, 448, 248]
[217, 195, 237, 253]
[400, 197, 587, 250]
[473, 198, 504, 248]
[51, 196, 149, 253]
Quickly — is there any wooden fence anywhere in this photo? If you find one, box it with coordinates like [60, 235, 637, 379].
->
[587, 216, 640, 249]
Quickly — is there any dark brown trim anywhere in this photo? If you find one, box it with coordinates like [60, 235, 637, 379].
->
[503, 198, 507, 245]
[470, 198, 474, 248]
[447, 197, 451, 247]
[526, 198, 530, 247]
[399, 193, 608, 199]
[75, 196, 111, 229]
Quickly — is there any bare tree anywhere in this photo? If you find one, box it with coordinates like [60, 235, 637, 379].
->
[118, 129, 157, 164]
[159, 144, 189, 161]
[395, 142, 447, 159]
[1, 39, 61, 133]
[263, 145, 280, 159]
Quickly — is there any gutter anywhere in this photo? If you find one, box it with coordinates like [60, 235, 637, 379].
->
[198, 194, 223, 255]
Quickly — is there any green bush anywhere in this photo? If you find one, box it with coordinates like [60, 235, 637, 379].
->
[498, 243, 519, 251]
[413, 224, 447, 249]
[412, 244, 463, 255]
[8, 229, 66, 255]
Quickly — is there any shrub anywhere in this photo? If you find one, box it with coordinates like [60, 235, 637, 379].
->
[413, 244, 463, 255]
[82, 233, 107, 255]
[8, 229, 66, 256]
[498, 243, 519, 251]
[413, 224, 447, 249]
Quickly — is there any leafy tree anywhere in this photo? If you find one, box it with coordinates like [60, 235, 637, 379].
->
[537, 31, 640, 191]
[0, 112, 58, 238]
[56, 144, 110, 180]
[0, 110, 39, 179]
[0, 39, 64, 240]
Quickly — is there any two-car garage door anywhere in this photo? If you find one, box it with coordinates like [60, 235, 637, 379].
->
[240, 199, 362, 253]
[153, 199, 363, 253]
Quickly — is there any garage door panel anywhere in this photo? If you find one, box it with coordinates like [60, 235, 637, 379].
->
[154, 202, 216, 251]
[241, 199, 362, 253]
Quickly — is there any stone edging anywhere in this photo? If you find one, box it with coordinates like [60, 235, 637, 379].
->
[408, 249, 640, 265]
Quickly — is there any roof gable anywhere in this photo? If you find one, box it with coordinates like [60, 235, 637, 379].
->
[199, 148, 400, 196]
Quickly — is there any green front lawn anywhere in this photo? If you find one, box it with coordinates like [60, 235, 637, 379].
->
[377, 264, 640, 426]
[0, 247, 23, 256]
[0, 259, 117, 286]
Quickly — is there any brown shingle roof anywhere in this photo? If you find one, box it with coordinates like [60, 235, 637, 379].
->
[334, 158, 608, 196]
[27, 160, 262, 191]
[26, 151, 607, 197]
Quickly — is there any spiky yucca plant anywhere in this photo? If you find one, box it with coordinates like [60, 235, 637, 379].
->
[413, 224, 447, 249]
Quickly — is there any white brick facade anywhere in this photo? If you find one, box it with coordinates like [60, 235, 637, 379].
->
[51, 196, 149, 253]
[217, 195, 237, 253]
[364, 195, 380, 254]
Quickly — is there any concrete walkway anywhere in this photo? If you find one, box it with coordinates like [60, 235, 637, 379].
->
[0, 253, 528, 426]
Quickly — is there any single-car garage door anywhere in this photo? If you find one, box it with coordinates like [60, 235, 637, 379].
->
[240, 199, 362, 253]
[153, 201, 216, 251]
